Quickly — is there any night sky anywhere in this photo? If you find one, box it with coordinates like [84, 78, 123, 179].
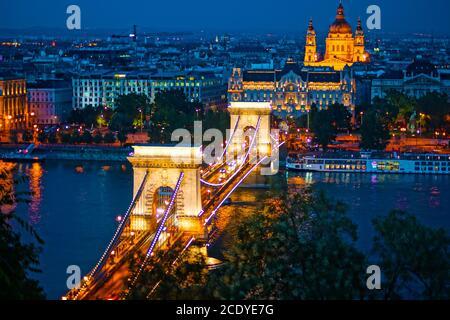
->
[0, 0, 449, 34]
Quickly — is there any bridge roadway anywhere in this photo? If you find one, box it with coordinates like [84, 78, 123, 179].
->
[71, 155, 258, 300]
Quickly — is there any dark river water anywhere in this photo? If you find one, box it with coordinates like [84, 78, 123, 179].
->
[9, 160, 450, 299]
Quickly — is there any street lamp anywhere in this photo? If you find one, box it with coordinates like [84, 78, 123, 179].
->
[307, 109, 310, 130]
[138, 108, 143, 133]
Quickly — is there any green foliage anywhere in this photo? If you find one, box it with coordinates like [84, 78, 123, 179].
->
[372, 210, 450, 300]
[148, 90, 202, 143]
[9, 130, 19, 144]
[110, 94, 152, 133]
[311, 104, 351, 148]
[47, 132, 57, 144]
[382, 90, 414, 122]
[417, 92, 449, 131]
[103, 132, 116, 144]
[127, 242, 209, 300]
[93, 132, 103, 144]
[21, 131, 33, 143]
[211, 189, 366, 300]
[68, 106, 100, 128]
[37, 131, 47, 143]
[203, 109, 230, 138]
[369, 90, 450, 134]
[126, 188, 449, 301]
[109, 112, 134, 133]
[81, 130, 93, 144]
[70, 130, 81, 144]
[360, 109, 391, 151]
[312, 111, 337, 149]
[60, 132, 71, 144]
[117, 131, 127, 146]
[0, 162, 45, 299]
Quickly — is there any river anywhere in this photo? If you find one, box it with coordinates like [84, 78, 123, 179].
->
[7, 160, 450, 299]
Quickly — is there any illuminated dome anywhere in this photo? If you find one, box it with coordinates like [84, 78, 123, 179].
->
[329, 2, 352, 34]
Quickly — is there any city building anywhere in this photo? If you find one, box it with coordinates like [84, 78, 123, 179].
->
[72, 70, 226, 110]
[28, 80, 72, 126]
[72, 71, 152, 110]
[304, 1, 370, 71]
[371, 60, 450, 101]
[0, 75, 29, 132]
[228, 58, 356, 117]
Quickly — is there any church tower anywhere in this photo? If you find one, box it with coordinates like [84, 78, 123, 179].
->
[353, 17, 368, 63]
[304, 18, 317, 65]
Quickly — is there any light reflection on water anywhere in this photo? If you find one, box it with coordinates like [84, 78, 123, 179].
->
[27, 163, 44, 224]
[13, 160, 133, 299]
[9, 161, 450, 299]
[286, 171, 450, 250]
[212, 171, 450, 261]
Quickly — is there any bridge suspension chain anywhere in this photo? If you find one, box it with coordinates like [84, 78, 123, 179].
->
[128, 171, 185, 290]
[200, 116, 262, 187]
[89, 171, 150, 279]
[201, 115, 241, 179]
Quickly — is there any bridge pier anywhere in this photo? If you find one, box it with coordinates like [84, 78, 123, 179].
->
[127, 145, 206, 240]
[227, 102, 272, 162]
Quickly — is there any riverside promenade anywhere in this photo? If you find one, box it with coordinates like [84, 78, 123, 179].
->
[0, 144, 132, 162]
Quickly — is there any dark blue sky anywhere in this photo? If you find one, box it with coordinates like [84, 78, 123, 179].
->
[1, 0, 449, 34]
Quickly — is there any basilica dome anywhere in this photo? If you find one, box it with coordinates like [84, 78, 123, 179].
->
[329, 2, 352, 34]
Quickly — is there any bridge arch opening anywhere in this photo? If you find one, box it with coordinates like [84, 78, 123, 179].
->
[153, 186, 176, 221]
[152, 186, 177, 246]
[243, 125, 256, 149]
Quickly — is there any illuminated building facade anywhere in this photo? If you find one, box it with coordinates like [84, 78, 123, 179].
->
[304, 1, 370, 71]
[228, 59, 356, 117]
[72, 71, 226, 110]
[0, 76, 29, 132]
[371, 60, 450, 101]
[28, 80, 72, 126]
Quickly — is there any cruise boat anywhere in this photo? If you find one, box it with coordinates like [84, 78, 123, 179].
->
[286, 152, 450, 175]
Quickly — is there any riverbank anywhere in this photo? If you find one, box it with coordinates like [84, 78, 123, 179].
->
[0, 144, 132, 162]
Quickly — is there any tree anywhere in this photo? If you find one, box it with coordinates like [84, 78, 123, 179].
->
[211, 189, 367, 300]
[70, 130, 81, 144]
[382, 90, 414, 125]
[0, 162, 45, 299]
[312, 110, 337, 149]
[117, 130, 127, 146]
[93, 132, 103, 144]
[372, 210, 450, 300]
[103, 132, 116, 144]
[47, 132, 57, 144]
[60, 132, 71, 144]
[109, 112, 134, 133]
[81, 130, 93, 144]
[67, 105, 100, 128]
[148, 90, 200, 143]
[417, 92, 450, 132]
[360, 109, 391, 151]
[37, 131, 47, 143]
[327, 103, 352, 131]
[22, 130, 33, 143]
[110, 94, 152, 133]
[9, 130, 19, 144]
[202, 109, 230, 145]
[127, 242, 209, 300]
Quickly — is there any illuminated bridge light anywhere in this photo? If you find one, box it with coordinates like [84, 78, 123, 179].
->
[200, 116, 261, 188]
[129, 172, 185, 289]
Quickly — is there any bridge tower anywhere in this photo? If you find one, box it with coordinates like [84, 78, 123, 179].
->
[127, 145, 204, 238]
[227, 101, 272, 160]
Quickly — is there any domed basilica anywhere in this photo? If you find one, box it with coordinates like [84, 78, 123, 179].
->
[304, 1, 371, 71]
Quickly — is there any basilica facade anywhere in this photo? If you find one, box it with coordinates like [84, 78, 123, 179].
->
[304, 1, 370, 71]
[227, 2, 369, 119]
